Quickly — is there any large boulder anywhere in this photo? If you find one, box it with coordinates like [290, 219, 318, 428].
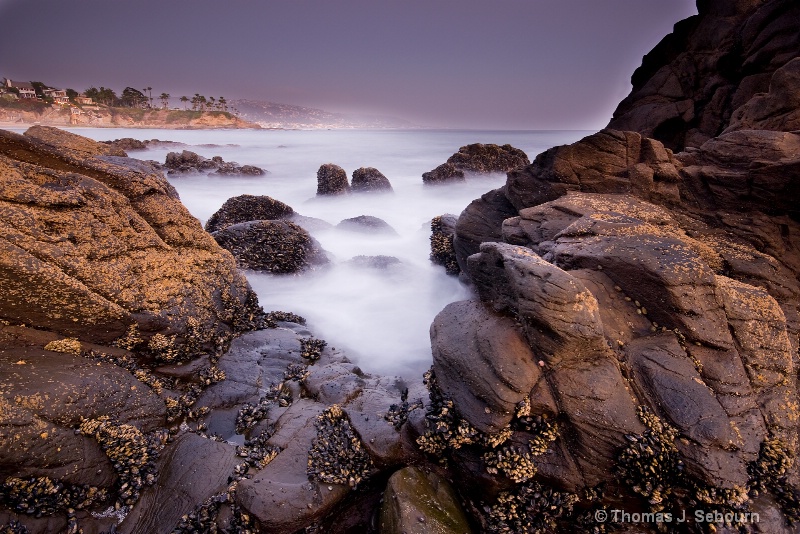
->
[446, 143, 530, 174]
[0, 127, 260, 347]
[317, 163, 350, 195]
[608, 0, 800, 150]
[351, 167, 393, 192]
[422, 163, 464, 185]
[164, 150, 217, 174]
[211, 220, 329, 273]
[204, 194, 294, 233]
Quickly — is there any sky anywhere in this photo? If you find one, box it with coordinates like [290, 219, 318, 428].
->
[0, 0, 698, 129]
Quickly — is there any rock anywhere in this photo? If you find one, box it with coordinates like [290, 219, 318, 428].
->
[430, 214, 459, 275]
[726, 57, 800, 133]
[317, 163, 350, 195]
[677, 129, 800, 215]
[452, 187, 517, 272]
[430, 300, 542, 434]
[0, 325, 164, 489]
[446, 143, 529, 174]
[351, 167, 393, 192]
[379, 467, 473, 534]
[422, 163, 464, 185]
[505, 129, 681, 212]
[164, 150, 217, 174]
[103, 137, 147, 151]
[24, 125, 127, 157]
[118, 433, 240, 534]
[608, 0, 800, 150]
[335, 215, 397, 234]
[211, 220, 329, 273]
[205, 195, 295, 233]
[0, 127, 260, 347]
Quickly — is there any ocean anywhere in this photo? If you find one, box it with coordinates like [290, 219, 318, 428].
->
[16, 127, 591, 377]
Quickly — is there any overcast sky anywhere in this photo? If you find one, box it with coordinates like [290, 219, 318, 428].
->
[0, 0, 697, 129]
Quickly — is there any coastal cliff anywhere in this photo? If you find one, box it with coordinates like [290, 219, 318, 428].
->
[0, 103, 260, 129]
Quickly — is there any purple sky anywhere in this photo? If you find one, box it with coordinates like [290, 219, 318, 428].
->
[0, 0, 697, 129]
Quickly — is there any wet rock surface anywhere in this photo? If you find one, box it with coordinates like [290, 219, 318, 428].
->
[204, 194, 295, 233]
[211, 220, 329, 274]
[351, 167, 393, 193]
[164, 150, 265, 176]
[317, 163, 351, 196]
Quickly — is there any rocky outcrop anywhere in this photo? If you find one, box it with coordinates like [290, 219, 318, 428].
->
[608, 0, 800, 150]
[423, 144, 529, 185]
[164, 150, 265, 176]
[429, 214, 459, 275]
[0, 127, 260, 348]
[336, 215, 397, 235]
[422, 163, 464, 185]
[204, 194, 294, 233]
[317, 163, 350, 195]
[351, 167, 393, 192]
[211, 220, 329, 273]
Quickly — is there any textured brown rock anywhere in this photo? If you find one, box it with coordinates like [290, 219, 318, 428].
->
[351, 167, 393, 192]
[608, 0, 800, 150]
[422, 162, 465, 185]
[445, 143, 529, 174]
[204, 194, 294, 233]
[211, 220, 329, 273]
[726, 57, 800, 133]
[0, 127, 260, 346]
[316, 163, 350, 195]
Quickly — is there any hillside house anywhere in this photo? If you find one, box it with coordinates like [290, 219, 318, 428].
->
[4, 79, 37, 99]
[75, 94, 94, 105]
[44, 88, 69, 104]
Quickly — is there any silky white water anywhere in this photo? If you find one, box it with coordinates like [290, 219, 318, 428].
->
[52, 127, 589, 377]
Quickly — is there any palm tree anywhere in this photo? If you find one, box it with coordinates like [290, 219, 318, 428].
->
[208, 96, 216, 111]
[219, 96, 227, 112]
[159, 93, 170, 109]
[180, 96, 189, 109]
[143, 87, 153, 108]
[192, 94, 200, 111]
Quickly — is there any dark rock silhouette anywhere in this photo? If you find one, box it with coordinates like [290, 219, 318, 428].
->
[351, 167, 393, 192]
[317, 163, 351, 195]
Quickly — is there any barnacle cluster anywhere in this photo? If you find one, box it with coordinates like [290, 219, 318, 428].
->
[86, 349, 173, 395]
[429, 216, 459, 275]
[415, 369, 480, 456]
[43, 337, 82, 355]
[483, 445, 537, 483]
[114, 324, 143, 351]
[0, 476, 107, 517]
[0, 521, 27, 534]
[237, 430, 280, 469]
[486, 480, 578, 534]
[172, 482, 257, 534]
[384, 387, 422, 431]
[617, 406, 683, 510]
[235, 383, 290, 434]
[748, 438, 800, 523]
[147, 333, 181, 363]
[307, 405, 374, 488]
[284, 363, 309, 382]
[165, 384, 205, 424]
[198, 365, 226, 386]
[264, 311, 306, 328]
[78, 417, 162, 506]
[300, 337, 327, 362]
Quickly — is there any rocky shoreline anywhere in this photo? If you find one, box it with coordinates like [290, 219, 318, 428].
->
[2, 0, 800, 532]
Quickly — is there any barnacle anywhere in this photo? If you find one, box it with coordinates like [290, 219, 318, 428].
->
[307, 405, 373, 488]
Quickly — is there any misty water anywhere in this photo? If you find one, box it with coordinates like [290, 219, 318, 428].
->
[58, 128, 589, 378]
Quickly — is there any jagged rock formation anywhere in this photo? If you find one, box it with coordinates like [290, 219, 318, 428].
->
[423, 143, 530, 184]
[351, 167, 393, 193]
[0, 127, 260, 347]
[608, 0, 800, 151]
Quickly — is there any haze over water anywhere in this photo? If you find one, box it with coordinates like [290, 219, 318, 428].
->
[41, 128, 589, 378]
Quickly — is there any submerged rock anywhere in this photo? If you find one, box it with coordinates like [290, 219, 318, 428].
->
[317, 163, 351, 195]
[164, 150, 265, 176]
[205, 194, 295, 233]
[423, 143, 529, 184]
[336, 215, 397, 234]
[211, 220, 329, 273]
[379, 467, 473, 534]
[422, 162, 464, 185]
[351, 167, 393, 192]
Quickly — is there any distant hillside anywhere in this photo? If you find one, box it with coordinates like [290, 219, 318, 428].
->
[231, 99, 414, 129]
[0, 98, 259, 129]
